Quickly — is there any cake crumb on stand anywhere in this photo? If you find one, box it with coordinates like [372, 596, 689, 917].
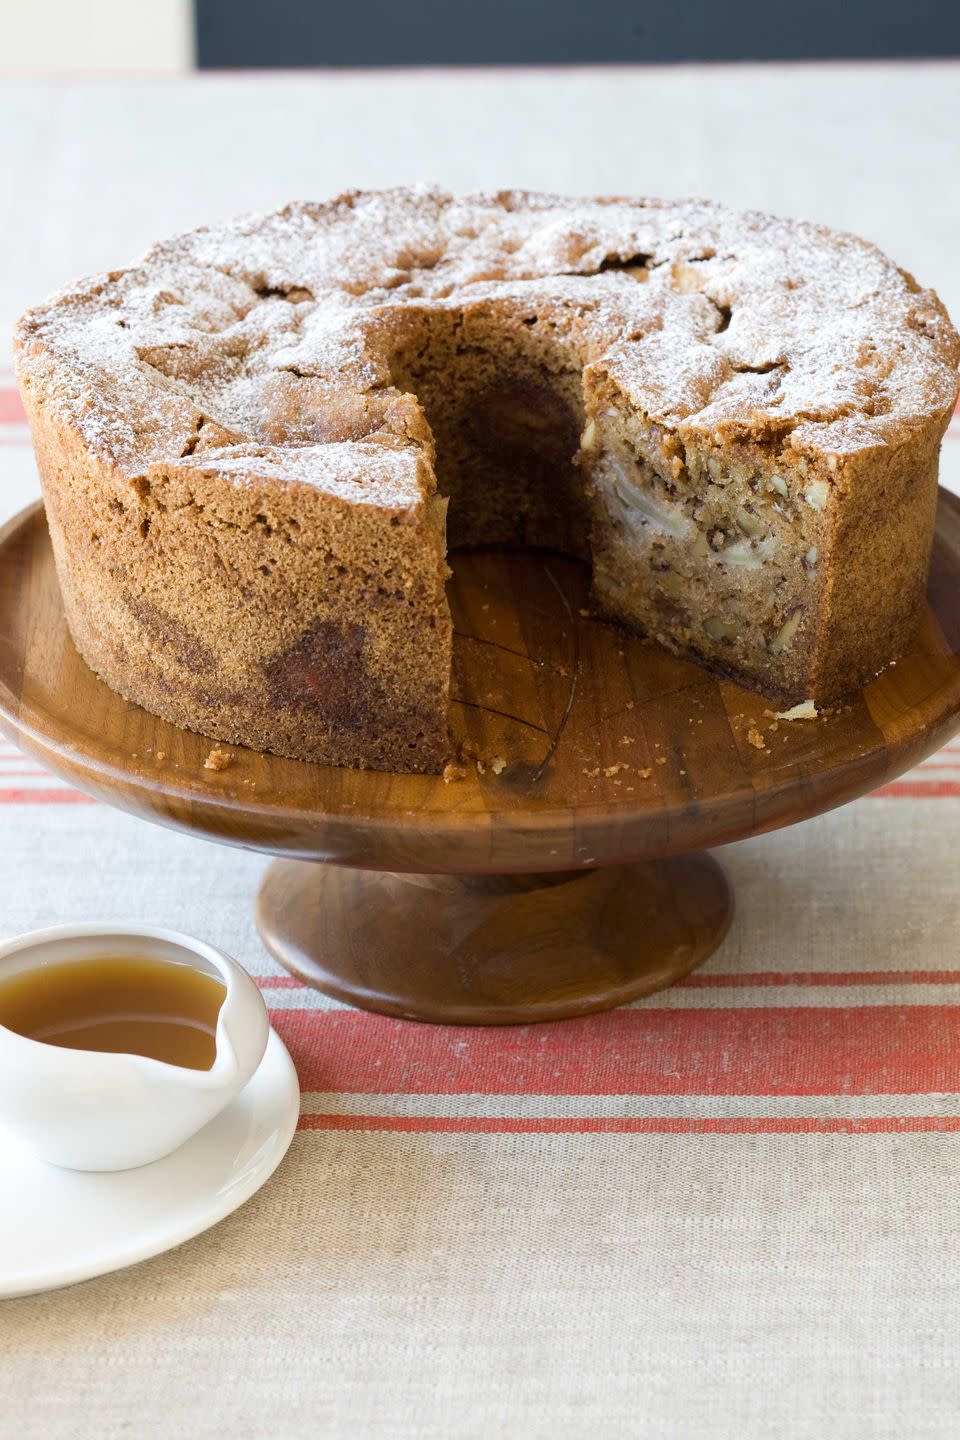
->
[203, 747, 233, 772]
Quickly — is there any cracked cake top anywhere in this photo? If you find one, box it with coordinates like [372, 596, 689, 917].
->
[14, 188, 960, 501]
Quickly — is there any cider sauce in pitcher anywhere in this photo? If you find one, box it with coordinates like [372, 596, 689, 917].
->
[0, 955, 226, 1070]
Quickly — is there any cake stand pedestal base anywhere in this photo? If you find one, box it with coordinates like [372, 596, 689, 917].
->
[256, 854, 732, 1024]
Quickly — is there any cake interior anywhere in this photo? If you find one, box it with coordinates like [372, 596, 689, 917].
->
[387, 304, 826, 700]
[388, 308, 589, 556]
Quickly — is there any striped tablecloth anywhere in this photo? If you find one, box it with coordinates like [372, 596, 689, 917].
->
[3, 63, 960, 1439]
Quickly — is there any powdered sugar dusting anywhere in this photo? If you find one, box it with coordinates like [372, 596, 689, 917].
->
[14, 189, 960, 497]
[165, 440, 427, 508]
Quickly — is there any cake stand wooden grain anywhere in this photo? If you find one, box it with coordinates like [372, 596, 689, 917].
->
[3, 497, 960, 1024]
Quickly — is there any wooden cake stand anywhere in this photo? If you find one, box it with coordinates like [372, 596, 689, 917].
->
[3, 497, 960, 1025]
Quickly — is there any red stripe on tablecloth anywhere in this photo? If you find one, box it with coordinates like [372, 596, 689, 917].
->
[0, 388, 25, 425]
[872, 780, 960, 798]
[0, 787, 95, 803]
[270, 1006, 960, 1097]
[676, 969, 960, 988]
[261, 970, 960, 995]
[297, 1114, 960, 1135]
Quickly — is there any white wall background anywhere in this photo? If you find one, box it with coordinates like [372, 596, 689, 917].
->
[1, 0, 193, 74]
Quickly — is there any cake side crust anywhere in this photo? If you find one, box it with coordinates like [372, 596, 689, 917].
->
[23, 381, 453, 772]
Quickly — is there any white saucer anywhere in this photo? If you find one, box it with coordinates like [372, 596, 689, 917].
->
[0, 1028, 299, 1299]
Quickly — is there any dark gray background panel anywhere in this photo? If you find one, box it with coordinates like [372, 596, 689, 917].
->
[195, 0, 960, 68]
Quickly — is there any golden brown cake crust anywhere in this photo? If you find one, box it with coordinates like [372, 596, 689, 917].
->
[13, 189, 960, 770]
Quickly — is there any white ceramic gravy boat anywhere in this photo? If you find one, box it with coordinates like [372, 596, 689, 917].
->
[0, 924, 270, 1171]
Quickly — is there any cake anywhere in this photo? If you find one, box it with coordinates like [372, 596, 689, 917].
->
[13, 189, 960, 772]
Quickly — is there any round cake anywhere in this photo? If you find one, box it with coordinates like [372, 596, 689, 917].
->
[14, 189, 960, 771]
